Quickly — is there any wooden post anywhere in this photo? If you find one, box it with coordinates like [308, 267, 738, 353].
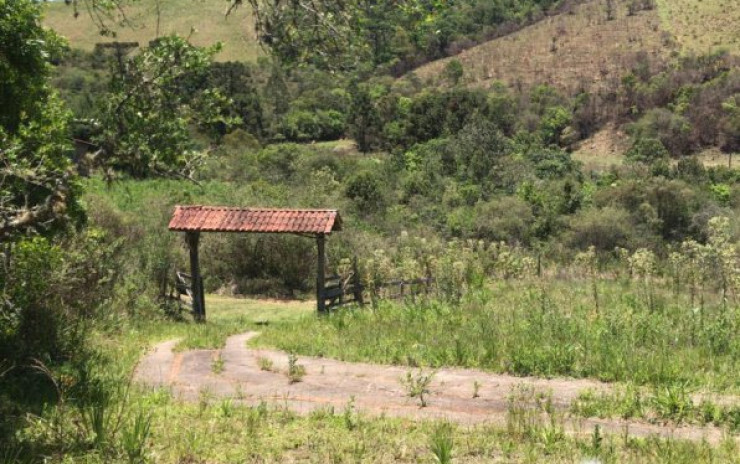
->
[352, 257, 364, 306]
[186, 231, 205, 322]
[317, 234, 326, 313]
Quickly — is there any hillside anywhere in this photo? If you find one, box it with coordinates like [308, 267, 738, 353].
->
[412, 0, 672, 94]
[42, 0, 260, 62]
[411, 0, 739, 95]
[655, 0, 740, 54]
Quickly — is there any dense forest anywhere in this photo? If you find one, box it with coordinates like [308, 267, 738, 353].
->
[1, 0, 739, 462]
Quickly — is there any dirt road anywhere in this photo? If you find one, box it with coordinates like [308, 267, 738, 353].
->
[135, 332, 737, 444]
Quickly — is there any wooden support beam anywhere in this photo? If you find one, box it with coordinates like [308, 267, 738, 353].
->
[352, 256, 364, 306]
[317, 233, 326, 313]
[186, 231, 205, 322]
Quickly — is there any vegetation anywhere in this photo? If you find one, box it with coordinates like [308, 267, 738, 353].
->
[2, 0, 740, 461]
[42, 0, 261, 62]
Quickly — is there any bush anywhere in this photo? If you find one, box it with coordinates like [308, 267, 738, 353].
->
[473, 196, 535, 245]
[627, 108, 693, 156]
[538, 106, 572, 147]
[442, 59, 464, 86]
[565, 207, 634, 251]
[0, 232, 121, 365]
[625, 137, 670, 164]
[345, 171, 388, 213]
[453, 119, 513, 189]
[278, 109, 347, 142]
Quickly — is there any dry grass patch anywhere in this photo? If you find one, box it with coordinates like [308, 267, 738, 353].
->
[655, 0, 740, 55]
[412, 0, 673, 94]
[572, 123, 630, 170]
[43, 0, 261, 62]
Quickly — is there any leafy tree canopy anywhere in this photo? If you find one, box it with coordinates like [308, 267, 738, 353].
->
[94, 36, 237, 179]
[0, 0, 82, 241]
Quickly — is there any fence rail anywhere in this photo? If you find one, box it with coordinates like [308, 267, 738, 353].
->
[170, 271, 203, 315]
[322, 273, 435, 310]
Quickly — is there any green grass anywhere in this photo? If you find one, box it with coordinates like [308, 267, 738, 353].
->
[253, 280, 740, 392]
[8, 292, 740, 462]
[89, 294, 311, 384]
[572, 384, 740, 432]
[143, 294, 312, 350]
[43, 0, 261, 62]
[16, 381, 740, 463]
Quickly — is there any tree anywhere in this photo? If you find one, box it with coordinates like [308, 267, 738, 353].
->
[625, 137, 670, 165]
[94, 36, 237, 179]
[229, 0, 451, 71]
[348, 82, 381, 153]
[0, 0, 82, 241]
[443, 59, 464, 86]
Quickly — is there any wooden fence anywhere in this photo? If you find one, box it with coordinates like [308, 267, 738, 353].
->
[172, 265, 436, 316]
[170, 271, 204, 314]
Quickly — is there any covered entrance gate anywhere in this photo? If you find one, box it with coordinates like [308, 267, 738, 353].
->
[168, 205, 343, 321]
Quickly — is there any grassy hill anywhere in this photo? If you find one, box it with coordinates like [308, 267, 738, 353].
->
[411, 0, 739, 94]
[43, 0, 261, 62]
[411, 0, 672, 94]
[655, 0, 740, 55]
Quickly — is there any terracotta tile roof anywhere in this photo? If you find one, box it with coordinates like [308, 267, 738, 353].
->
[168, 206, 341, 234]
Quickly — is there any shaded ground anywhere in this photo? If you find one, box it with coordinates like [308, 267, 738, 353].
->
[135, 332, 738, 444]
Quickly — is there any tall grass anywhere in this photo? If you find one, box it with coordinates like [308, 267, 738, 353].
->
[256, 280, 739, 391]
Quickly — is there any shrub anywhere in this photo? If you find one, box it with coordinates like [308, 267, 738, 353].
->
[473, 196, 535, 245]
[538, 106, 572, 147]
[0, 231, 121, 364]
[625, 137, 670, 164]
[277, 109, 346, 142]
[442, 59, 464, 86]
[627, 108, 693, 156]
[565, 207, 634, 251]
[345, 171, 388, 213]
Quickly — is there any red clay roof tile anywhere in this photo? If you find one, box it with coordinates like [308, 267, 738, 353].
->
[168, 206, 341, 234]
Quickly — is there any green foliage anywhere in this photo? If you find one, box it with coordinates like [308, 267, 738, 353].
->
[0, 0, 82, 241]
[628, 108, 693, 157]
[0, 231, 121, 365]
[0, 0, 65, 133]
[573, 385, 740, 431]
[256, 278, 740, 389]
[400, 369, 435, 407]
[345, 171, 387, 213]
[239, 0, 559, 73]
[278, 109, 346, 142]
[626, 137, 671, 164]
[442, 59, 464, 86]
[96, 36, 236, 178]
[538, 105, 572, 146]
[429, 422, 454, 463]
[121, 410, 151, 464]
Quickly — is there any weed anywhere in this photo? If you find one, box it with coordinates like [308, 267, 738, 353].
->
[81, 394, 115, 450]
[651, 383, 693, 424]
[590, 424, 603, 456]
[429, 422, 454, 464]
[197, 389, 212, 416]
[218, 399, 234, 418]
[472, 380, 481, 398]
[257, 356, 274, 372]
[400, 369, 435, 408]
[287, 353, 306, 383]
[211, 354, 224, 374]
[343, 396, 358, 431]
[121, 410, 152, 464]
[507, 384, 562, 448]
